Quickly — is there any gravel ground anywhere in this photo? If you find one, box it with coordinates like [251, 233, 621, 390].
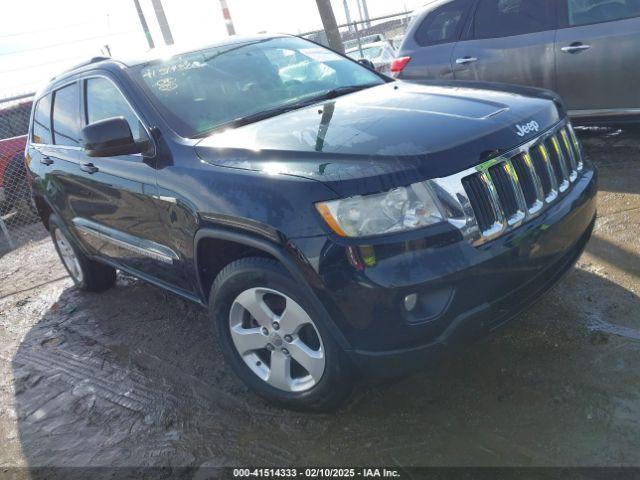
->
[0, 128, 638, 471]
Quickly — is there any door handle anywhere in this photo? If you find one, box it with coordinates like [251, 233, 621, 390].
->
[561, 43, 591, 53]
[40, 156, 54, 166]
[80, 162, 99, 174]
[456, 56, 478, 65]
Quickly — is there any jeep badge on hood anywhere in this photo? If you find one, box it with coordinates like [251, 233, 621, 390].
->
[516, 120, 540, 137]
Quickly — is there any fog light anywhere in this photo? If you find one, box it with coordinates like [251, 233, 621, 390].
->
[404, 293, 418, 312]
[359, 245, 376, 267]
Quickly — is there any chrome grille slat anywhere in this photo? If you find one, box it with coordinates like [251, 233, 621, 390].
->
[529, 144, 557, 202]
[543, 140, 569, 193]
[501, 161, 526, 226]
[457, 120, 586, 246]
[560, 128, 579, 180]
[548, 136, 571, 192]
[553, 133, 576, 183]
[519, 152, 545, 215]
[537, 143, 560, 201]
[479, 171, 506, 239]
[567, 124, 584, 171]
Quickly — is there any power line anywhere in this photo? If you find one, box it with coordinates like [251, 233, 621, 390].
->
[0, 20, 103, 40]
[0, 30, 138, 57]
[0, 93, 35, 103]
[0, 54, 89, 75]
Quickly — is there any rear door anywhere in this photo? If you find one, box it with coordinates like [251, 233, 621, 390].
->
[452, 0, 557, 90]
[399, 0, 473, 81]
[40, 81, 89, 231]
[555, 0, 640, 114]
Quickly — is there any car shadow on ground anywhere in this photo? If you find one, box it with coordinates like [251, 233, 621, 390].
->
[11, 263, 640, 469]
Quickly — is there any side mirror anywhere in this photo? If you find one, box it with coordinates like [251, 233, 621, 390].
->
[357, 58, 376, 70]
[82, 117, 148, 158]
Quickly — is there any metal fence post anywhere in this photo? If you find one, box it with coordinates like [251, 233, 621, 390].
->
[0, 217, 15, 250]
[354, 21, 363, 58]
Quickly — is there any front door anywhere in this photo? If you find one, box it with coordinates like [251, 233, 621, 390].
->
[555, 0, 640, 113]
[452, 0, 557, 91]
[72, 75, 182, 283]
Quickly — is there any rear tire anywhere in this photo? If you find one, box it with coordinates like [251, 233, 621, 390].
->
[49, 214, 116, 292]
[210, 256, 353, 412]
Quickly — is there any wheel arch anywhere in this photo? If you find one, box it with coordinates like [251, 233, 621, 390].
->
[194, 228, 351, 350]
[32, 192, 55, 231]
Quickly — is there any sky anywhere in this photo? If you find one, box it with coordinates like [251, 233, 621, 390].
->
[0, 0, 424, 100]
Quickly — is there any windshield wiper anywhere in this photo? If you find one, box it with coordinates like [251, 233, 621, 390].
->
[226, 105, 301, 129]
[193, 103, 305, 136]
[316, 83, 380, 100]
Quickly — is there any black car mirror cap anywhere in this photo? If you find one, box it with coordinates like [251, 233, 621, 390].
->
[357, 58, 376, 70]
[82, 117, 149, 158]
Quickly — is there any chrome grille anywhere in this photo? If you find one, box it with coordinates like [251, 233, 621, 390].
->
[459, 122, 585, 245]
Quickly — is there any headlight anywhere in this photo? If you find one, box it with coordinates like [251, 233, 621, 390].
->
[315, 182, 443, 238]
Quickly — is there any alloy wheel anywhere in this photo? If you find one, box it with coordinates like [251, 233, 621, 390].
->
[229, 287, 325, 392]
[54, 228, 83, 283]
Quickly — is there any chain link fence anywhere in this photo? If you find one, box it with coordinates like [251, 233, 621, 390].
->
[0, 93, 44, 255]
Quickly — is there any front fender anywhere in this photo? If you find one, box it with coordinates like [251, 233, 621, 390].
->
[193, 227, 352, 350]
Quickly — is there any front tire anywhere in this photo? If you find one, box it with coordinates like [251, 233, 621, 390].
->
[210, 257, 353, 411]
[49, 214, 116, 292]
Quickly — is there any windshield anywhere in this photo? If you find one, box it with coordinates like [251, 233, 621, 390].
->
[132, 37, 384, 137]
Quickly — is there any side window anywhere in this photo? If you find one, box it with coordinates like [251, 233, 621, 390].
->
[85, 77, 147, 142]
[414, 0, 472, 47]
[567, 0, 640, 26]
[32, 95, 53, 144]
[473, 0, 556, 39]
[52, 83, 81, 147]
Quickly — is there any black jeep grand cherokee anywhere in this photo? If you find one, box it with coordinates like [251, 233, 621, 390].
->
[27, 35, 597, 411]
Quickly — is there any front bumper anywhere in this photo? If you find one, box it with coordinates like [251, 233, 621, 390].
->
[304, 167, 597, 376]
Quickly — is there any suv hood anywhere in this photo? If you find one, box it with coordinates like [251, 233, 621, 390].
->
[196, 82, 561, 197]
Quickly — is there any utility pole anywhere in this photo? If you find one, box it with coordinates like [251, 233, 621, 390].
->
[151, 0, 174, 45]
[343, 0, 353, 32]
[359, 0, 371, 28]
[133, 0, 155, 49]
[315, 0, 344, 53]
[219, 0, 236, 36]
[355, 0, 364, 28]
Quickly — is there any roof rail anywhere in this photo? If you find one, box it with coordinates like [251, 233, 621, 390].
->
[50, 56, 112, 81]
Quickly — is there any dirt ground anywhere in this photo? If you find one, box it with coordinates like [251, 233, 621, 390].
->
[0, 128, 638, 471]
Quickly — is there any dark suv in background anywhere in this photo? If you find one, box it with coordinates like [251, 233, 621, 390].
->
[27, 35, 597, 411]
[394, 0, 640, 124]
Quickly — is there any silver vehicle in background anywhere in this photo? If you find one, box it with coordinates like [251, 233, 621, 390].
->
[393, 0, 640, 124]
[346, 40, 397, 74]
